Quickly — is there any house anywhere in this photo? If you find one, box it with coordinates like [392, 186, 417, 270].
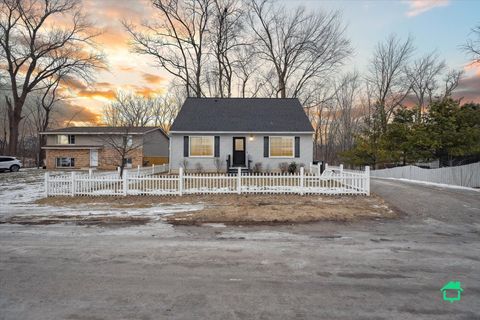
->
[169, 98, 314, 173]
[41, 127, 169, 170]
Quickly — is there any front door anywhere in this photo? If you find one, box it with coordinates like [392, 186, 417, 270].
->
[90, 149, 98, 167]
[232, 137, 246, 167]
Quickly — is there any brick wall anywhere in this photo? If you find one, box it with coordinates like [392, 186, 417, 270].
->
[45, 147, 144, 170]
[45, 149, 90, 169]
[98, 147, 144, 170]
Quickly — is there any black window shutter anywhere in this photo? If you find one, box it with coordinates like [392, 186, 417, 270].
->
[214, 136, 220, 157]
[183, 136, 189, 157]
[294, 136, 300, 158]
[263, 136, 269, 157]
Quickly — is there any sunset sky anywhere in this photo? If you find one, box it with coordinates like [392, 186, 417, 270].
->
[62, 0, 480, 125]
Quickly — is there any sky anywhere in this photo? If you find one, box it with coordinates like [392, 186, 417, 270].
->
[59, 0, 480, 125]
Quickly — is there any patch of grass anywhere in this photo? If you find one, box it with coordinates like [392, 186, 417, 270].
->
[164, 194, 398, 226]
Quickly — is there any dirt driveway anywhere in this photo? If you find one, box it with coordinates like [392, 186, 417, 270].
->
[0, 172, 479, 319]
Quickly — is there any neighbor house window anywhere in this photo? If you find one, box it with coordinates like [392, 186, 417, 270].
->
[123, 135, 133, 147]
[56, 157, 75, 167]
[57, 135, 75, 145]
[269, 136, 294, 157]
[123, 157, 133, 168]
[189, 136, 214, 157]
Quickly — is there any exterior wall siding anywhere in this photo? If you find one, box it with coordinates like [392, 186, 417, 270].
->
[169, 133, 313, 172]
[143, 130, 169, 157]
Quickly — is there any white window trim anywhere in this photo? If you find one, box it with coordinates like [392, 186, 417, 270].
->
[55, 157, 75, 168]
[269, 136, 295, 158]
[189, 136, 215, 158]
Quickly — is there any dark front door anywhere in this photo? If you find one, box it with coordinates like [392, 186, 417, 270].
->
[232, 137, 246, 167]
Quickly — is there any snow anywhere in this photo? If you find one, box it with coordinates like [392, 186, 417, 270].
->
[372, 177, 480, 192]
[0, 169, 203, 219]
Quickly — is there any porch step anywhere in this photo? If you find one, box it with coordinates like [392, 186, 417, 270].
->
[228, 167, 250, 174]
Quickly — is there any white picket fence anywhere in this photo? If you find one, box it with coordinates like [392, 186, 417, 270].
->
[370, 162, 480, 188]
[45, 165, 370, 197]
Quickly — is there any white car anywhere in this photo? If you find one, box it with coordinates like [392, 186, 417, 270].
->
[0, 156, 22, 172]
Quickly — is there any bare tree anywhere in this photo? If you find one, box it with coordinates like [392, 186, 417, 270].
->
[306, 83, 336, 161]
[233, 45, 260, 97]
[103, 92, 155, 127]
[210, 0, 245, 97]
[405, 52, 445, 120]
[441, 69, 463, 100]
[99, 129, 144, 178]
[0, 0, 105, 154]
[26, 76, 63, 167]
[125, 0, 212, 97]
[366, 34, 415, 132]
[248, 0, 351, 98]
[152, 85, 184, 132]
[334, 72, 362, 153]
[463, 24, 480, 63]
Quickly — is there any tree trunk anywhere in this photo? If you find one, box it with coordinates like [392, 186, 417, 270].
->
[7, 98, 23, 155]
[278, 76, 286, 98]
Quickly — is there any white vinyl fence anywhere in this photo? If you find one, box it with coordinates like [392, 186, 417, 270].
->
[370, 162, 480, 188]
[45, 165, 370, 197]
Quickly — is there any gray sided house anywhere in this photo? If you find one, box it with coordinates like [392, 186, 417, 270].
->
[169, 98, 314, 173]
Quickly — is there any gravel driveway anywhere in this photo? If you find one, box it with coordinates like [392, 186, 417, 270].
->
[0, 173, 479, 320]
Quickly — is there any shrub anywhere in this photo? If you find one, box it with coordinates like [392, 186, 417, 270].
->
[288, 161, 298, 174]
[253, 162, 263, 173]
[279, 162, 289, 173]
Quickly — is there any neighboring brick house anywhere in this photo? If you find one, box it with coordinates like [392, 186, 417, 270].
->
[41, 127, 169, 170]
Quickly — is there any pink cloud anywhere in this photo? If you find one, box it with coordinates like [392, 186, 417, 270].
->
[405, 0, 449, 17]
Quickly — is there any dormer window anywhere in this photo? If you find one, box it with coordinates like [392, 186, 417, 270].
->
[57, 135, 75, 145]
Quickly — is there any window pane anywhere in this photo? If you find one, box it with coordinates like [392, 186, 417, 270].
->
[190, 136, 214, 156]
[56, 157, 74, 167]
[58, 135, 68, 144]
[270, 137, 293, 157]
[234, 139, 244, 151]
[69, 135, 75, 144]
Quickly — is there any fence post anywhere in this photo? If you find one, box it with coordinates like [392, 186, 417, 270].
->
[123, 170, 128, 196]
[89, 168, 93, 177]
[365, 166, 370, 196]
[71, 172, 75, 197]
[137, 165, 141, 174]
[152, 164, 155, 174]
[309, 162, 312, 174]
[44, 172, 49, 197]
[117, 166, 121, 176]
[300, 167, 304, 195]
[318, 162, 321, 176]
[339, 164, 344, 194]
[237, 167, 241, 194]
[178, 167, 184, 196]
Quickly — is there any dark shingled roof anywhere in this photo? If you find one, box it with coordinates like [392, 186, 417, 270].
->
[43, 126, 164, 135]
[170, 98, 314, 132]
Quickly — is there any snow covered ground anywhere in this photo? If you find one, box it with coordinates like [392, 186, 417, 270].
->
[0, 169, 203, 220]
